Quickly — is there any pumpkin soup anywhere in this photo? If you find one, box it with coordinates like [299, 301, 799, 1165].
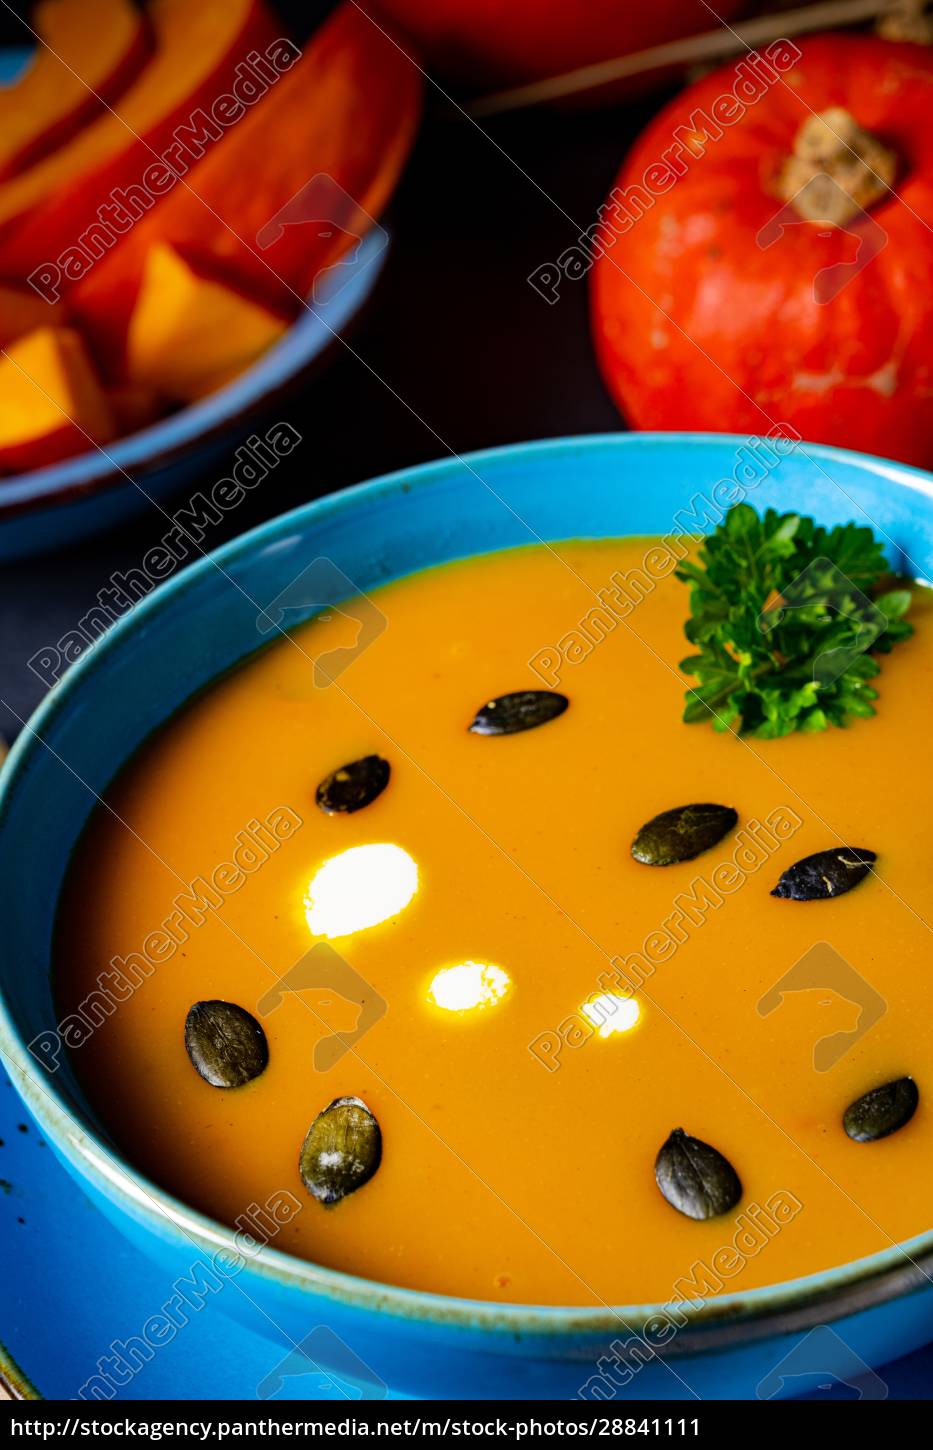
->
[54, 534, 933, 1306]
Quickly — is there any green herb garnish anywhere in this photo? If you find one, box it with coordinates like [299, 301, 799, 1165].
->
[677, 503, 913, 738]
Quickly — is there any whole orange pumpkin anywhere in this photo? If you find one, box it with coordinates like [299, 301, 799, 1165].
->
[590, 34, 933, 467]
[368, 0, 745, 90]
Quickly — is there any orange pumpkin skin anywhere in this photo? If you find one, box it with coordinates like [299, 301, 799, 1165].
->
[68, 2, 422, 377]
[590, 35, 933, 468]
[368, 0, 745, 90]
[0, 0, 153, 183]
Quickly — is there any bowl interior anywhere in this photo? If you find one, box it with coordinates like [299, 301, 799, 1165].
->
[2, 431, 933, 1314]
[0, 229, 387, 515]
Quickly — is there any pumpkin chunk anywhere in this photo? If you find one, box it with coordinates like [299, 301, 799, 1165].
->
[0, 283, 64, 349]
[68, 2, 422, 371]
[0, 325, 114, 472]
[126, 243, 289, 401]
[105, 381, 164, 435]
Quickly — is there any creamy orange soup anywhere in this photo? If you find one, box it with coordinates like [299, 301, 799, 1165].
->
[55, 539, 933, 1306]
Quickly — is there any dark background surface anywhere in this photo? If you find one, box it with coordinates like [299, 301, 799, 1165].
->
[2, 1, 933, 1405]
[0, 0, 652, 736]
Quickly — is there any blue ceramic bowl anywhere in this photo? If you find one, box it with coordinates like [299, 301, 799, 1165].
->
[0, 49, 395, 564]
[0, 229, 386, 563]
[2, 434, 933, 1401]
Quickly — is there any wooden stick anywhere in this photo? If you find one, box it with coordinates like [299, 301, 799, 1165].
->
[467, 0, 902, 117]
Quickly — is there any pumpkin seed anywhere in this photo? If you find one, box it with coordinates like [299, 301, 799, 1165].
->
[655, 1128, 742, 1220]
[469, 690, 568, 736]
[631, 803, 738, 866]
[184, 1000, 268, 1088]
[316, 754, 390, 814]
[299, 1096, 382, 1205]
[771, 847, 876, 901]
[843, 1077, 918, 1142]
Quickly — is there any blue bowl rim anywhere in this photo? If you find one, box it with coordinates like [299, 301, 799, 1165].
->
[0, 1338, 38, 1401]
[0, 231, 388, 520]
[2, 430, 933, 1346]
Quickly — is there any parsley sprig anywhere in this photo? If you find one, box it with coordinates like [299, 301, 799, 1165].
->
[677, 504, 913, 738]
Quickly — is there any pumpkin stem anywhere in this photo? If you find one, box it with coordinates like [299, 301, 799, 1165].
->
[877, 0, 933, 45]
[778, 108, 897, 225]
